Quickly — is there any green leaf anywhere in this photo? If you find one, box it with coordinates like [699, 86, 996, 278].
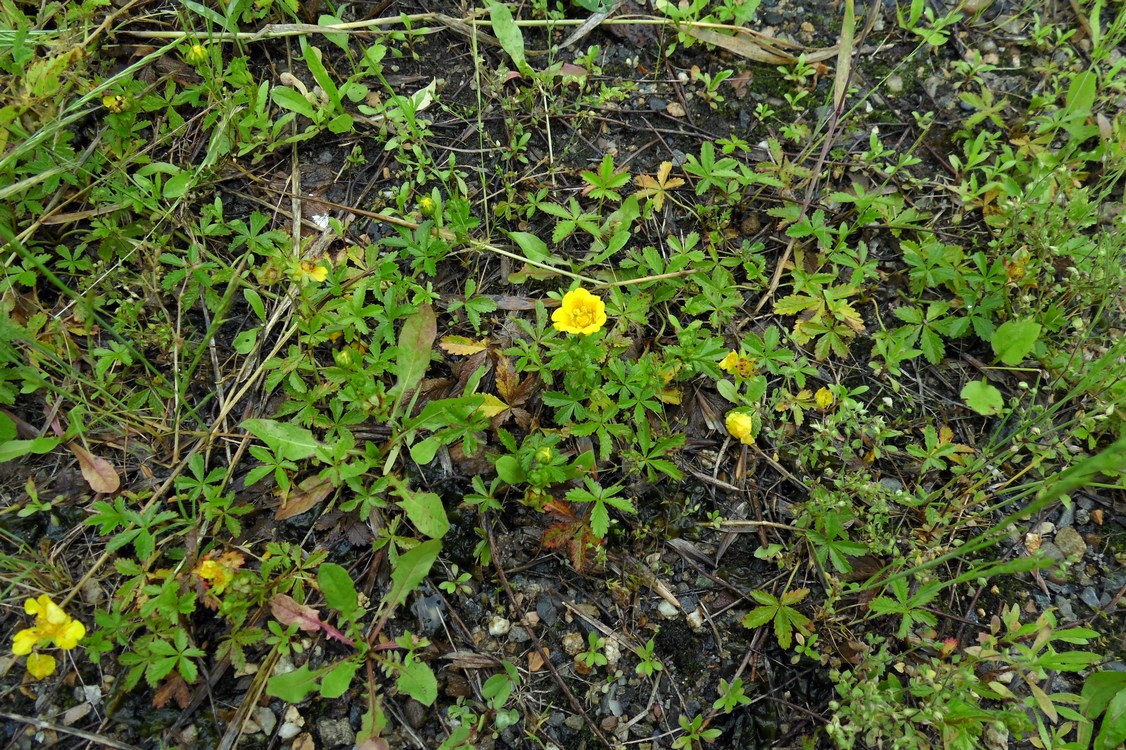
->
[0, 436, 60, 463]
[395, 304, 436, 396]
[489, 1, 531, 76]
[741, 605, 776, 630]
[1095, 687, 1126, 750]
[397, 659, 438, 706]
[1083, 671, 1126, 719]
[409, 435, 443, 465]
[506, 231, 550, 262]
[992, 318, 1041, 365]
[399, 490, 450, 539]
[495, 455, 525, 485]
[385, 538, 441, 611]
[242, 419, 320, 461]
[318, 563, 359, 620]
[267, 664, 321, 702]
[271, 86, 317, 119]
[1065, 70, 1097, 122]
[919, 327, 945, 364]
[0, 413, 14, 442]
[589, 501, 609, 539]
[960, 379, 1004, 416]
[321, 660, 360, 699]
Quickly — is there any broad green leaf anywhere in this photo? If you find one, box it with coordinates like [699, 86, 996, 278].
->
[1095, 687, 1126, 750]
[495, 455, 525, 485]
[318, 563, 359, 620]
[399, 490, 449, 540]
[992, 318, 1041, 365]
[741, 605, 775, 630]
[960, 379, 1004, 416]
[385, 538, 441, 611]
[267, 664, 321, 702]
[0, 436, 59, 463]
[397, 659, 438, 706]
[243, 288, 266, 322]
[1065, 70, 1097, 122]
[0, 413, 14, 441]
[716, 378, 739, 403]
[318, 13, 350, 51]
[242, 419, 320, 461]
[1083, 671, 1126, 719]
[321, 660, 360, 699]
[409, 434, 443, 465]
[489, 1, 531, 76]
[395, 304, 436, 395]
[506, 231, 550, 262]
[271, 86, 317, 119]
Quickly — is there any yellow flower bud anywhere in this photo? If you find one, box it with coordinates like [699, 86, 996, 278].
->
[815, 387, 835, 410]
[26, 652, 57, 680]
[725, 409, 760, 445]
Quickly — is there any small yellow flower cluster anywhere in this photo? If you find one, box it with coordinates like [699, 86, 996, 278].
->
[552, 287, 607, 335]
[719, 350, 757, 379]
[194, 551, 245, 596]
[102, 94, 126, 113]
[725, 409, 760, 445]
[11, 595, 86, 680]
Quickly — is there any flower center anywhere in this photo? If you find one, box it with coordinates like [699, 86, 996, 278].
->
[571, 305, 594, 327]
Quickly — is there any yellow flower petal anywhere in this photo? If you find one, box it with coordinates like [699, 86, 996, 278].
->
[54, 619, 86, 650]
[26, 652, 57, 680]
[12, 628, 39, 656]
[719, 351, 740, 374]
[551, 287, 607, 335]
[815, 387, 835, 410]
[725, 410, 759, 445]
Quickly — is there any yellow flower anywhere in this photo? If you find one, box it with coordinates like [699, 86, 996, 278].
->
[297, 258, 329, 283]
[184, 44, 208, 66]
[719, 351, 756, 378]
[725, 409, 760, 445]
[719, 351, 740, 374]
[102, 94, 126, 113]
[54, 620, 86, 650]
[26, 652, 57, 680]
[194, 551, 245, 596]
[12, 628, 38, 656]
[552, 287, 607, 335]
[815, 387, 835, 410]
[418, 195, 436, 217]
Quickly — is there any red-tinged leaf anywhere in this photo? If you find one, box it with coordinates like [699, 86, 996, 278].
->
[270, 594, 324, 633]
[557, 62, 587, 77]
[319, 619, 355, 648]
[277, 474, 333, 520]
[395, 304, 437, 395]
[503, 70, 522, 83]
[69, 442, 120, 493]
[152, 674, 191, 709]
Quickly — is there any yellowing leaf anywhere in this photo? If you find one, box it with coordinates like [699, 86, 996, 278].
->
[439, 335, 488, 356]
[477, 393, 509, 418]
[633, 161, 685, 211]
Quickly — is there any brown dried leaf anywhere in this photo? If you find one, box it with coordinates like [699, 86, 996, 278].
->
[277, 475, 334, 520]
[153, 674, 191, 709]
[69, 442, 120, 493]
[528, 648, 547, 672]
[494, 355, 520, 403]
[270, 594, 323, 633]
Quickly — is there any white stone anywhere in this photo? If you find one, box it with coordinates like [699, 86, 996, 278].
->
[657, 600, 679, 619]
[488, 616, 512, 637]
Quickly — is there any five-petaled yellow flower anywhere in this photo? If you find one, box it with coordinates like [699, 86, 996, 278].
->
[552, 287, 607, 335]
[725, 409, 760, 445]
[12, 594, 86, 680]
[719, 350, 756, 379]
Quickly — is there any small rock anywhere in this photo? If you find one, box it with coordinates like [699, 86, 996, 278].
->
[562, 632, 585, 656]
[317, 717, 355, 748]
[886, 74, 903, 95]
[404, 699, 427, 729]
[537, 596, 559, 626]
[665, 101, 686, 118]
[1033, 521, 1056, 536]
[508, 625, 531, 644]
[649, 97, 667, 112]
[1057, 505, 1075, 528]
[601, 716, 619, 732]
[604, 639, 621, 667]
[1024, 533, 1042, 552]
[253, 706, 276, 735]
[1035, 541, 1066, 563]
[564, 714, 585, 731]
[1055, 596, 1077, 622]
[1055, 527, 1086, 560]
[279, 706, 306, 740]
[1080, 587, 1101, 610]
[489, 616, 512, 637]
[1076, 508, 1090, 525]
[686, 607, 705, 631]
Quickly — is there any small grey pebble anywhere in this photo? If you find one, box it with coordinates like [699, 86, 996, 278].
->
[317, 717, 355, 749]
[564, 714, 585, 731]
[1035, 541, 1066, 563]
[508, 625, 531, 644]
[1057, 505, 1075, 528]
[1055, 527, 1086, 560]
[1075, 508, 1090, 525]
[764, 10, 783, 24]
[536, 596, 558, 626]
[1079, 587, 1101, 609]
[1077, 495, 1094, 510]
[1054, 596, 1077, 621]
[648, 98, 666, 112]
